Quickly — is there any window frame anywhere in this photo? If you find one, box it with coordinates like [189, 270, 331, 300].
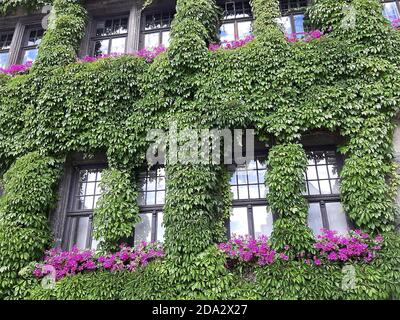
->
[227, 150, 277, 239]
[0, 29, 14, 68]
[140, 10, 175, 49]
[381, 0, 400, 21]
[89, 14, 130, 56]
[304, 145, 353, 232]
[277, 0, 309, 37]
[218, 0, 254, 42]
[19, 25, 44, 64]
[132, 166, 166, 244]
[62, 163, 107, 250]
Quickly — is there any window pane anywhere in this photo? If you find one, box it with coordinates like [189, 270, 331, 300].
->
[162, 31, 170, 48]
[156, 191, 165, 205]
[305, 150, 340, 195]
[317, 165, 329, 179]
[276, 16, 292, 34]
[238, 185, 248, 199]
[110, 37, 126, 54]
[145, 33, 160, 49]
[253, 205, 273, 238]
[326, 202, 349, 235]
[134, 213, 152, 244]
[247, 170, 257, 184]
[331, 179, 340, 194]
[294, 14, 305, 37]
[237, 170, 247, 184]
[146, 191, 156, 205]
[0, 32, 13, 50]
[319, 180, 331, 194]
[85, 182, 96, 196]
[220, 23, 235, 42]
[307, 180, 320, 195]
[249, 184, 259, 198]
[96, 18, 128, 36]
[306, 165, 318, 180]
[0, 52, 8, 68]
[93, 39, 109, 56]
[26, 29, 43, 46]
[231, 186, 238, 200]
[22, 49, 38, 63]
[91, 238, 100, 251]
[237, 20, 252, 39]
[157, 212, 165, 242]
[308, 203, 324, 236]
[76, 217, 90, 250]
[383, 2, 400, 22]
[230, 207, 249, 237]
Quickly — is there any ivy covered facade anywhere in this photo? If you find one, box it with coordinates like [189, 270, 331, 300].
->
[0, 0, 399, 300]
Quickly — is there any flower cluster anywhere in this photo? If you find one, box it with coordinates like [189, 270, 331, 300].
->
[136, 45, 167, 62]
[33, 246, 96, 280]
[98, 241, 164, 272]
[217, 235, 289, 266]
[208, 35, 255, 51]
[33, 242, 164, 281]
[286, 30, 324, 43]
[0, 61, 32, 75]
[313, 229, 383, 264]
[79, 45, 167, 64]
[218, 230, 383, 268]
[392, 18, 400, 29]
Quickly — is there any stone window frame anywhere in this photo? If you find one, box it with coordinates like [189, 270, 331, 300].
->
[217, 0, 254, 42]
[88, 14, 130, 56]
[0, 13, 45, 68]
[139, 0, 176, 49]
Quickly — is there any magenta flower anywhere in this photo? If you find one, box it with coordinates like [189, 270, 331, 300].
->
[0, 61, 33, 75]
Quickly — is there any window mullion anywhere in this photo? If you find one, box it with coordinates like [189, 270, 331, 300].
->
[320, 201, 330, 229]
[247, 205, 255, 237]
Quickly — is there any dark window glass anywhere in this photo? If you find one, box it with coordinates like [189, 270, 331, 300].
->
[91, 16, 128, 56]
[0, 31, 13, 50]
[279, 0, 308, 13]
[219, 1, 253, 42]
[142, 11, 174, 49]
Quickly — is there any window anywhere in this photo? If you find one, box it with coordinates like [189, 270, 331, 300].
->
[142, 12, 174, 49]
[91, 16, 128, 56]
[134, 167, 166, 244]
[382, 1, 400, 22]
[304, 149, 350, 236]
[219, 0, 253, 42]
[0, 30, 13, 68]
[276, 0, 309, 38]
[228, 155, 274, 238]
[63, 167, 104, 250]
[20, 26, 44, 64]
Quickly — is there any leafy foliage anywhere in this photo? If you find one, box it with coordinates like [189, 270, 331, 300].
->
[0, 152, 60, 299]
[93, 169, 140, 251]
[0, 0, 399, 299]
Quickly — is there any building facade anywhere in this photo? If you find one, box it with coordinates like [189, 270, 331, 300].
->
[0, 0, 399, 300]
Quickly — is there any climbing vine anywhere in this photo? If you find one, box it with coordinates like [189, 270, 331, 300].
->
[0, 0, 399, 299]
